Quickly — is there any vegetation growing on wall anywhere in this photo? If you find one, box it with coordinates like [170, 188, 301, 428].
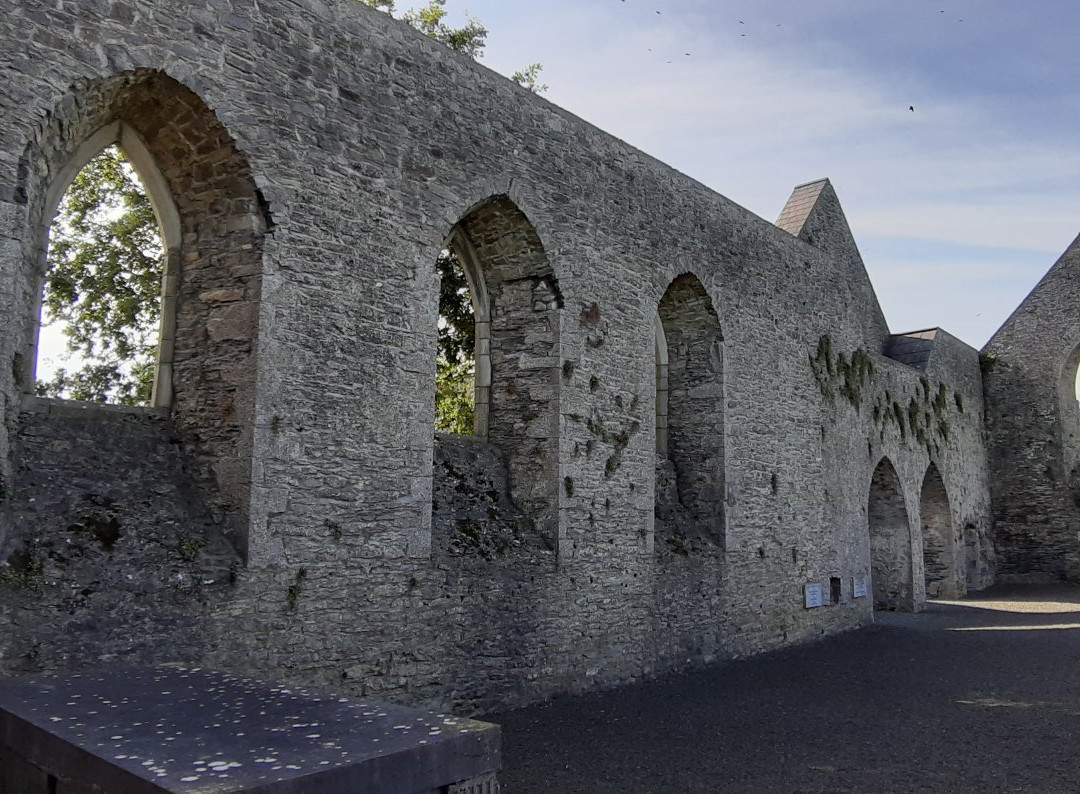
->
[362, 0, 546, 92]
[809, 335, 874, 409]
[811, 335, 960, 456]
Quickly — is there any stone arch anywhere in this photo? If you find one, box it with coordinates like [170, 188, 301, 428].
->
[14, 70, 270, 559]
[867, 456, 914, 610]
[654, 273, 725, 543]
[919, 463, 958, 598]
[31, 120, 181, 406]
[444, 195, 561, 544]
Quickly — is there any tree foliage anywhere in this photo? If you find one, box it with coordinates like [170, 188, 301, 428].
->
[363, 0, 545, 92]
[435, 358, 474, 435]
[39, 145, 161, 405]
[434, 248, 476, 433]
[436, 249, 475, 363]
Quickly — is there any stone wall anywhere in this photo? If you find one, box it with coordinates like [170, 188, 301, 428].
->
[0, 0, 998, 712]
[984, 234, 1080, 581]
[0, 399, 236, 673]
[7, 67, 267, 560]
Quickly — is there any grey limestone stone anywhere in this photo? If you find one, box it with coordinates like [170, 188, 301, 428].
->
[0, 0, 1049, 714]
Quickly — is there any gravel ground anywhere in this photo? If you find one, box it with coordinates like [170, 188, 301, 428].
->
[487, 585, 1080, 793]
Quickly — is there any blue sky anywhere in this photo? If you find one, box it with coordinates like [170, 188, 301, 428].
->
[431, 0, 1080, 348]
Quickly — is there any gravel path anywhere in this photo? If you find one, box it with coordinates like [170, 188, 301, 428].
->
[488, 585, 1080, 793]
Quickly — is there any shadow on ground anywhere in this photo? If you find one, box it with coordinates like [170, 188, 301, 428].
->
[488, 585, 1080, 793]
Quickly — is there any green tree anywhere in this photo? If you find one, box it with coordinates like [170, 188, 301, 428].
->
[435, 357, 474, 435]
[436, 249, 475, 363]
[435, 249, 476, 433]
[39, 145, 161, 405]
[363, 0, 545, 93]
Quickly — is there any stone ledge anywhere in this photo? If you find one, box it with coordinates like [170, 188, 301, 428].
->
[19, 396, 170, 420]
[0, 667, 500, 793]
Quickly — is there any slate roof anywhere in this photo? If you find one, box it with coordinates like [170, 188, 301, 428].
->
[885, 328, 939, 370]
[775, 178, 830, 236]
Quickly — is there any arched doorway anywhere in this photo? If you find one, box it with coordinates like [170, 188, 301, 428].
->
[920, 464, 958, 598]
[868, 457, 914, 610]
[1059, 345, 1080, 503]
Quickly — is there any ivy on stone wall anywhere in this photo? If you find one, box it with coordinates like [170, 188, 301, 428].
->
[811, 334, 959, 457]
[809, 335, 874, 410]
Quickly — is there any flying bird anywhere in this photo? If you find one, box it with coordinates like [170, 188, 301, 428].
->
[909, 105, 915, 111]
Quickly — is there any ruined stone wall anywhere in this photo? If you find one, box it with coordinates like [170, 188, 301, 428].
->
[4, 65, 267, 560]
[0, 0, 996, 711]
[0, 399, 236, 674]
[984, 235, 1080, 582]
[923, 330, 996, 592]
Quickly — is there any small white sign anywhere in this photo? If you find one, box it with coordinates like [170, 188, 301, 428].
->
[804, 583, 825, 609]
[852, 576, 869, 599]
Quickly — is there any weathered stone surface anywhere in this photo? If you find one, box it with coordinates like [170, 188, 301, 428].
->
[0, 399, 237, 674]
[0, 0, 1012, 715]
[984, 233, 1080, 582]
[432, 433, 550, 561]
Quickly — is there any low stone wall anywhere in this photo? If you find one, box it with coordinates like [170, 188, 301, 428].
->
[0, 400, 235, 674]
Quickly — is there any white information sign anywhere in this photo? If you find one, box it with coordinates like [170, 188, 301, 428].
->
[804, 583, 825, 609]
[852, 576, 869, 599]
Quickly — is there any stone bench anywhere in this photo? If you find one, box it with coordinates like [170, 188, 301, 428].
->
[0, 667, 499, 793]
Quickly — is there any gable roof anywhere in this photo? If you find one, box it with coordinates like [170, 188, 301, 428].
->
[775, 178, 830, 236]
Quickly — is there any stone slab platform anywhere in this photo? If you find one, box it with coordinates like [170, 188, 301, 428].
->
[0, 667, 499, 793]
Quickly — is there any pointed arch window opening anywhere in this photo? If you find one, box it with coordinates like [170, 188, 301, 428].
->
[654, 274, 726, 546]
[654, 312, 669, 457]
[31, 121, 180, 409]
[437, 227, 491, 438]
